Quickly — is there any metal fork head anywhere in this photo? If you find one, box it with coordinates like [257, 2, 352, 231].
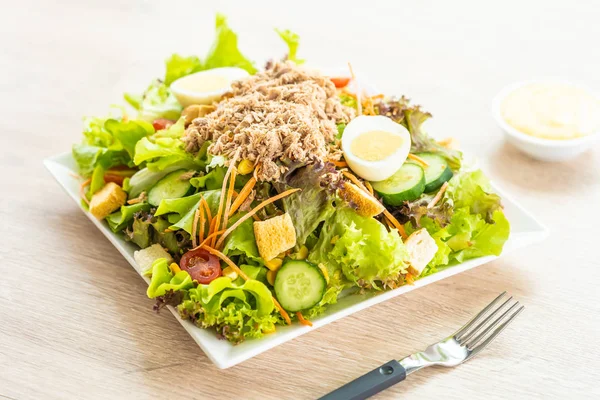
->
[400, 292, 524, 375]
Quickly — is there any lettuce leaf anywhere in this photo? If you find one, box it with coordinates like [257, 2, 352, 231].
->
[147, 258, 194, 298]
[106, 202, 151, 232]
[178, 277, 277, 344]
[309, 207, 409, 288]
[222, 214, 262, 263]
[154, 190, 221, 234]
[203, 14, 257, 74]
[275, 29, 304, 64]
[104, 119, 154, 158]
[164, 54, 202, 86]
[126, 79, 182, 123]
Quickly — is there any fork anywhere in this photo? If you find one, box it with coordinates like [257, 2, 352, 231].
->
[320, 292, 524, 400]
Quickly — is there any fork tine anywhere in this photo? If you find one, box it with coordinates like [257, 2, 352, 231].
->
[467, 305, 525, 357]
[456, 296, 514, 344]
[454, 291, 507, 340]
[464, 302, 521, 349]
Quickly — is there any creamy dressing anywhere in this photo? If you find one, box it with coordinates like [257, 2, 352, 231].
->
[351, 130, 403, 161]
[179, 74, 230, 92]
[501, 83, 600, 140]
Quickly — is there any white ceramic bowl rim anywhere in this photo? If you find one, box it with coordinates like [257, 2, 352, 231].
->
[491, 79, 600, 148]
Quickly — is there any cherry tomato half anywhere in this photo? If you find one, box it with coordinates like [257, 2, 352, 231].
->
[152, 118, 175, 131]
[179, 248, 222, 284]
[330, 77, 351, 88]
[103, 173, 125, 186]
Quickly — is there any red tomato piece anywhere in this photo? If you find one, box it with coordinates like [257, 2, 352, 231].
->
[330, 77, 351, 88]
[152, 118, 175, 131]
[103, 173, 125, 186]
[179, 248, 222, 284]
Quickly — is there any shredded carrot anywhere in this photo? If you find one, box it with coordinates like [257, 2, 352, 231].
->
[341, 170, 369, 192]
[438, 137, 456, 148]
[347, 62, 362, 116]
[196, 229, 226, 250]
[330, 159, 348, 168]
[252, 214, 261, 221]
[371, 93, 384, 100]
[221, 169, 238, 237]
[164, 229, 173, 233]
[69, 172, 84, 180]
[296, 312, 313, 327]
[364, 181, 374, 195]
[201, 245, 249, 281]
[229, 176, 256, 217]
[201, 197, 212, 228]
[408, 153, 429, 168]
[213, 150, 241, 247]
[214, 188, 301, 250]
[79, 178, 91, 205]
[198, 203, 206, 244]
[273, 297, 292, 325]
[127, 191, 147, 205]
[191, 209, 200, 248]
[383, 209, 408, 239]
[427, 181, 449, 209]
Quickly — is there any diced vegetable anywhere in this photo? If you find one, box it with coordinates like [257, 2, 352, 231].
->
[371, 163, 425, 206]
[274, 260, 326, 312]
[413, 153, 453, 193]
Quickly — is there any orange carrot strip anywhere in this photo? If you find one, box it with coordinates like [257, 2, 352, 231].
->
[201, 245, 249, 281]
[80, 178, 91, 205]
[296, 312, 313, 327]
[201, 197, 212, 229]
[427, 181, 449, 209]
[273, 297, 292, 325]
[364, 181, 374, 195]
[214, 188, 301, 250]
[213, 150, 241, 247]
[221, 169, 237, 239]
[229, 176, 256, 217]
[195, 229, 226, 250]
[252, 214, 261, 222]
[408, 153, 429, 168]
[198, 203, 206, 244]
[341, 170, 369, 193]
[383, 209, 408, 239]
[191, 209, 200, 248]
[331, 160, 348, 168]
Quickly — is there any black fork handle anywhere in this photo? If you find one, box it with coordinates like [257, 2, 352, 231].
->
[318, 360, 407, 400]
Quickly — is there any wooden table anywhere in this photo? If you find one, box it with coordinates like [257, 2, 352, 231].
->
[2, 1, 599, 398]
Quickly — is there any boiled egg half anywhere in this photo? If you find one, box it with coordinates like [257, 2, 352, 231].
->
[341, 115, 412, 182]
[170, 67, 250, 107]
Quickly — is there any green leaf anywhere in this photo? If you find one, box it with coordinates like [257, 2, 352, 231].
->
[104, 119, 154, 159]
[222, 214, 261, 263]
[275, 28, 304, 64]
[135, 80, 183, 123]
[147, 258, 194, 298]
[154, 190, 221, 234]
[203, 14, 257, 74]
[164, 54, 202, 86]
[89, 164, 106, 198]
[190, 167, 226, 190]
[106, 202, 151, 232]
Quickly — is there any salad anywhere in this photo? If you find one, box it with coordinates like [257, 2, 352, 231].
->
[73, 14, 510, 344]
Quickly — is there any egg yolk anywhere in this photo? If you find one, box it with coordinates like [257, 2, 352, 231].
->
[350, 131, 404, 161]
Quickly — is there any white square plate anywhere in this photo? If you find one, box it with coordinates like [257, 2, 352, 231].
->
[45, 152, 547, 369]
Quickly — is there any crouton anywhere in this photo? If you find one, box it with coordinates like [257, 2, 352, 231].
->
[339, 182, 385, 218]
[133, 244, 174, 275]
[253, 213, 296, 261]
[89, 182, 127, 220]
[405, 228, 438, 276]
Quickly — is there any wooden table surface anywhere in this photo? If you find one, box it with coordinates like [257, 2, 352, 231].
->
[3, 1, 600, 399]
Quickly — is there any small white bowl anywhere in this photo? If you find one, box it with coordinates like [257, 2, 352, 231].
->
[492, 80, 600, 162]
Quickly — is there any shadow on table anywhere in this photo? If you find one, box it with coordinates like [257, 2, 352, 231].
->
[487, 141, 599, 193]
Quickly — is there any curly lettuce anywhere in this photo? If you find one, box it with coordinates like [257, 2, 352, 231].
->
[309, 207, 409, 289]
[147, 258, 194, 298]
[178, 277, 277, 343]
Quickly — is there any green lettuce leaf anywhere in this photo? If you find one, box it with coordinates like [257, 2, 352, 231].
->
[154, 190, 221, 234]
[309, 207, 409, 288]
[178, 277, 277, 344]
[126, 160, 198, 198]
[164, 54, 202, 86]
[447, 169, 502, 223]
[106, 202, 151, 232]
[190, 167, 226, 190]
[129, 80, 182, 123]
[222, 214, 261, 263]
[147, 258, 194, 298]
[104, 119, 154, 158]
[275, 29, 304, 64]
[203, 14, 257, 74]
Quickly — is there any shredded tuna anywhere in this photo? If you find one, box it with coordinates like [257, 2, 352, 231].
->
[183, 61, 355, 181]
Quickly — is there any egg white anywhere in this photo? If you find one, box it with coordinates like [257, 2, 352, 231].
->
[341, 115, 412, 182]
[171, 67, 250, 107]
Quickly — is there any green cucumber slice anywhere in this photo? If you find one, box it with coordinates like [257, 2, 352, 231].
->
[148, 170, 193, 206]
[274, 260, 326, 312]
[414, 153, 454, 192]
[371, 163, 425, 206]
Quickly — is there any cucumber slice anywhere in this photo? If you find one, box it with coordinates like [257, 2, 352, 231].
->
[371, 163, 425, 206]
[147, 170, 193, 206]
[274, 260, 326, 312]
[414, 153, 454, 193]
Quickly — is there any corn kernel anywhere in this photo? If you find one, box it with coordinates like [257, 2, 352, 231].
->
[317, 263, 330, 284]
[238, 159, 255, 175]
[264, 257, 283, 271]
[294, 245, 308, 260]
[267, 270, 277, 286]
[222, 266, 238, 280]
[169, 263, 181, 274]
